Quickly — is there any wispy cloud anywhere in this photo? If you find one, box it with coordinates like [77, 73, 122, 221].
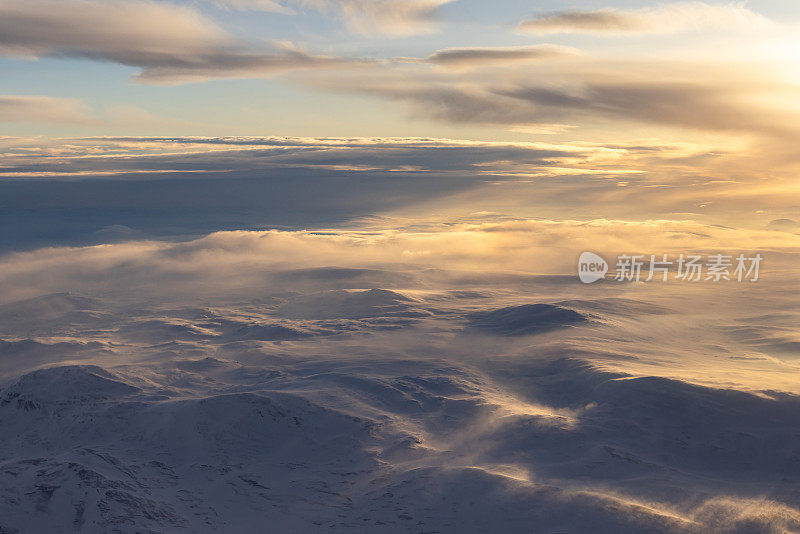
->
[0, 96, 94, 124]
[518, 2, 771, 36]
[207, 0, 293, 14]
[415, 45, 580, 70]
[0, 96, 199, 129]
[304, 0, 454, 36]
[302, 55, 800, 146]
[131, 44, 353, 85]
[209, 0, 455, 35]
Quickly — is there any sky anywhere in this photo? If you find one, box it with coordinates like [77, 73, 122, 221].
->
[4, 4, 800, 532]
[1, 0, 800, 247]
[2, 0, 800, 141]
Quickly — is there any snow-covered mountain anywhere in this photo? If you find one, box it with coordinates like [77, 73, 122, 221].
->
[1, 276, 799, 533]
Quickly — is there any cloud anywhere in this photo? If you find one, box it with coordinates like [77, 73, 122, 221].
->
[0, 135, 626, 250]
[208, 0, 293, 14]
[0, 218, 796, 304]
[0, 135, 632, 180]
[209, 0, 455, 35]
[130, 44, 351, 85]
[2, 136, 798, 254]
[0, 0, 354, 84]
[304, 0, 454, 36]
[0, 97, 198, 128]
[766, 219, 800, 232]
[0, 0, 230, 59]
[0, 96, 94, 124]
[518, 2, 771, 36]
[420, 45, 579, 70]
[496, 80, 795, 137]
[303, 56, 800, 146]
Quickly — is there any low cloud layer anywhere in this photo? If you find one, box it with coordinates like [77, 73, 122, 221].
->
[1, 135, 796, 252]
[0, 219, 796, 304]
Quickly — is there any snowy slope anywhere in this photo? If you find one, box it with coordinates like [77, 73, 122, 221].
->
[0, 272, 799, 532]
